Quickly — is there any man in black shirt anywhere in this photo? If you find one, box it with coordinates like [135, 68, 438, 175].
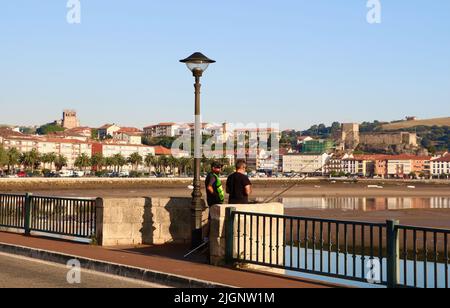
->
[226, 160, 252, 204]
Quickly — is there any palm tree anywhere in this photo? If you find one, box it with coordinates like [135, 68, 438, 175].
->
[0, 146, 7, 174]
[167, 156, 179, 175]
[20, 149, 40, 172]
[54, 154, 68, 171]
[158, 155, 169, 175]
[75, 153, 91, 171]
[90, 153, 104, 171]
[41, 153, 57, 171]
[128, 152, 143, 171]
[6, 148, 20, 174]
[145, 154, 158, 174]
[178, 157, 190, 176]
[112, 154, 126, 172]
[104, 157, 114, 171]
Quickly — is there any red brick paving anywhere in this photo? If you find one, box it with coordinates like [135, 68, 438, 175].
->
[0, 232, 339, 288]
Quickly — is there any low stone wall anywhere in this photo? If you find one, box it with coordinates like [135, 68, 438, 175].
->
[96, 197, 208, 246]
[209, 203, 284, 267]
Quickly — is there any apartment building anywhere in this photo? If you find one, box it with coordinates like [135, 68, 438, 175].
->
[431, 155, 450, 177]
[113, 127, 143, 145]
[143, 123, 180, 138]
[282, 153, 331, 175]
[387, 155, 431, 178]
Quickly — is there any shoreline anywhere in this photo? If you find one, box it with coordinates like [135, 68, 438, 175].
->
[1, 178, 450, 198]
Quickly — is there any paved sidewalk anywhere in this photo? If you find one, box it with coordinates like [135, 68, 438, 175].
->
[0, 232, 339, 288]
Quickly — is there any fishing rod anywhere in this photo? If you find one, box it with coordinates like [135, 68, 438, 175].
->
[261, 157, 333, 203]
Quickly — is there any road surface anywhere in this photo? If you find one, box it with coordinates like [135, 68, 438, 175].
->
[0, 252, 167, 288]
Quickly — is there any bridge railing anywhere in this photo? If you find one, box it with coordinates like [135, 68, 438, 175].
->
[0, 193, 96, 241]
[225, 209, 450, 288]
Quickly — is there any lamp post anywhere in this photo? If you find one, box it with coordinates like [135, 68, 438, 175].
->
[180, 52, 216, 248]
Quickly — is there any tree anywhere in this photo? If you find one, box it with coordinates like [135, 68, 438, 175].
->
[167, 156, 179, 175]
[19, 149, 40, 172]
[158, 155, 169, 174]
[37, 123, 65, 135]
[6, 148, 20, 174]
[75, 153, 91, 171]
[128, 152, 143, 171]
[41, 153, 57, 170]
[145, 154, 158, 174]
[0, 146, 7, 173]
[54, 155, 68, 171]
[90, 153, 104, 171]
[104, 157, 114, 171]
[112, 154, 126, 172]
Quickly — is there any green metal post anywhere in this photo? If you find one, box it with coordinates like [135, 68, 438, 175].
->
[24, 193, 32, 236]
[225, 207, 236, 265]
[387, 220, 400, 288]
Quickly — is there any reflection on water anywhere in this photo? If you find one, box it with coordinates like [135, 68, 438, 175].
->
[285, 247, 448, 288]
[280, 197, 450, 211]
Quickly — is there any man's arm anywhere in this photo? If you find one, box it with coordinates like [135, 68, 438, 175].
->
[244, 185, 252, 196]
[207, 185, 215, 195]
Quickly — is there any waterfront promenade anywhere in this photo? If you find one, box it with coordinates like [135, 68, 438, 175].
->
[0, 232, 337, 288]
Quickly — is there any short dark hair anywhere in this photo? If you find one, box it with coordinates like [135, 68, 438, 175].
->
[235, 159, 247, 170]
[211, 161, 222, 169]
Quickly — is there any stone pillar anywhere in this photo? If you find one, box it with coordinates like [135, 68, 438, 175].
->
[209, 203, 284, 270]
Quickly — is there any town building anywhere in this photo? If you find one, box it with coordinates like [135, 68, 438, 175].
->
[143, 123, 180, 138]
[431, 155, 450, 177]
[98, 124, 121, 140]
[112, 127, 143, 145]
[386, 155, 431, 178]
[282, 153, 332, 175]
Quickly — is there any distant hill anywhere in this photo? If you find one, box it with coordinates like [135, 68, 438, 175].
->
[382, 117, 450, 131]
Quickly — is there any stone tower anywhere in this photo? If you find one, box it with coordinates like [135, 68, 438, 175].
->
[341, 123, 360, 150]
[62, 110, 80, 129]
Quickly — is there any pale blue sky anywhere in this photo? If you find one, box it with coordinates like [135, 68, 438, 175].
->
[0, 1, 449, 130]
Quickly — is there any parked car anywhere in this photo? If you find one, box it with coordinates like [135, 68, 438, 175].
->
[17, 171, 27, 178]
[59, 170, 74, 177]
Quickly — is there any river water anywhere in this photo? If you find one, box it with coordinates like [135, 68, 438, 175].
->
[281, 196, 450, 211]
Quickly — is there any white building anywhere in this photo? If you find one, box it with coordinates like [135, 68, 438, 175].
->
[98, 124, 121, 139]
[143, 123, 180, 138]
[282, 153, 331, 175]
[431, 155, 450, 177]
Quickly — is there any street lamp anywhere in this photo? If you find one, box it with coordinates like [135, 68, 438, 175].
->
[180, 52, 216, 248]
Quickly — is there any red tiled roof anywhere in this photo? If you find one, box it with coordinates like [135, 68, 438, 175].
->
[99, 124, 118, 130]
[0, 128, 26, 138]
[433, 155, 450, 162]
[153, 146, 172, 156]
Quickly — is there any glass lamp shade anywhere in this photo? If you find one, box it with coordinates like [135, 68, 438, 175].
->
[186, 62, 210, 73]
[180, 52, 215, 74]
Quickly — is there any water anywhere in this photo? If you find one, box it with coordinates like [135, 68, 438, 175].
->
[284, 247, 449, 288]
[281, 197, 450, 211]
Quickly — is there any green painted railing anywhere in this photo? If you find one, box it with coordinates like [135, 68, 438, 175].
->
[0, 193, 96, 240]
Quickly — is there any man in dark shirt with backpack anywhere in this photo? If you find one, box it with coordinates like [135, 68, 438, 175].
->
[226, 160, 252, 204]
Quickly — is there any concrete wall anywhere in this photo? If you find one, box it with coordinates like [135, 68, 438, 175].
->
[209, 203, 284, 268]
[96, 197, 208, 246]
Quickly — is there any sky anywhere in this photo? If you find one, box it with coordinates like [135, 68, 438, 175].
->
[0, 1, 449, 130]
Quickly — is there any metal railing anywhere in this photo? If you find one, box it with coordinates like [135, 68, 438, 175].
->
[0, 193, 96, 240]
[225, 209, 450, 288]
[396, 224, 450, 288]
[0, 194, 26, 229]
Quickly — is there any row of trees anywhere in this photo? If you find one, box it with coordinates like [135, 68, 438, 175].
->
[0, 147, 69, 174]
[0, 146, 233, 176]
